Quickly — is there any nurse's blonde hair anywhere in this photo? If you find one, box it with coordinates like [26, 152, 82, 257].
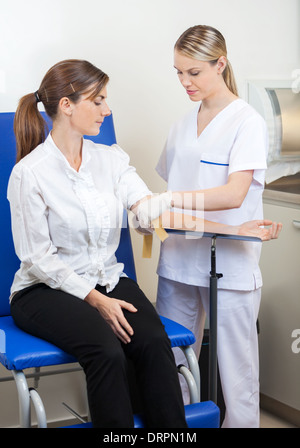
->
[175, 25, 238, 96]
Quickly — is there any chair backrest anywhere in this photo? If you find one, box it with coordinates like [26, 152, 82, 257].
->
[0, 112, 136, 317]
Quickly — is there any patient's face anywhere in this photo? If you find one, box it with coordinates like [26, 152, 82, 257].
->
[69, 86, 111, 136]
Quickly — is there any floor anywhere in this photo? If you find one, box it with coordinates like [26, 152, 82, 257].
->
[260, 409, 298, 428]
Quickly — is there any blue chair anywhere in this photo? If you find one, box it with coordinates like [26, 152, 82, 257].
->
[64, 401, 220, 429]
[0, 111, 219, 428]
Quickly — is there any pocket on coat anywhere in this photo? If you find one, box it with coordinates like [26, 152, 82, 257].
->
[199, 153, 230, 188]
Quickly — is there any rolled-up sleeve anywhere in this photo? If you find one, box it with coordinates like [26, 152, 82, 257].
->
[7, 164, 93, 299]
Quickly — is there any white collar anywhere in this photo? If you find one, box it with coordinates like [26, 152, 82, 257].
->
[44, 133, 91, 174]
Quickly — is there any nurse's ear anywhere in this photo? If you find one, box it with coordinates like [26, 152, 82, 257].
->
[58, 96, 75, 117]
[216, 56, 227, 75]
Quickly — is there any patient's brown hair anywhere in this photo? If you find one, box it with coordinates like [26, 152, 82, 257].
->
[14, 59, 109, 162]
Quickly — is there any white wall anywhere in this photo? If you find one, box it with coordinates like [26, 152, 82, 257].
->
[0, 0, 299, 427]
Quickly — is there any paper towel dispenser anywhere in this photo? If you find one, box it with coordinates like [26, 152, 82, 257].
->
[247, 80, 300, 184]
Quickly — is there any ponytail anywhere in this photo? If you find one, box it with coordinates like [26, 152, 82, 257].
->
[14, 92, 47, 162]
[222, 60, 238, 96]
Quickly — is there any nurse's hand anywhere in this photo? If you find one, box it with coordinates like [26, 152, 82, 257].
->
[84, 289, 137, 344]
[134, 191, 173, 228]
[237, 219, 282, 241]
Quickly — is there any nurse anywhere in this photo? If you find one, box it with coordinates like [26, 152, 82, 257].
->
[155, 25, 280, 428]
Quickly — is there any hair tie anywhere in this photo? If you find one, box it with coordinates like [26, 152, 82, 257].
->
[34, 90, 41, 103]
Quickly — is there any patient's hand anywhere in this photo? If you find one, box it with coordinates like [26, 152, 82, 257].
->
[237, 220, 282, 241]
[84, 289, 137, 344]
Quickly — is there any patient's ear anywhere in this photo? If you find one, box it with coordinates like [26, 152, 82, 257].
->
[58, 97, 74, 117]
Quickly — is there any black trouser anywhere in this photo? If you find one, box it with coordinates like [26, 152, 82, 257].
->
[11, 277, 187, 428]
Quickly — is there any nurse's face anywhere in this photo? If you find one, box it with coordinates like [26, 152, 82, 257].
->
[67, 86, 111, 136]
[174, 50, 225, 102]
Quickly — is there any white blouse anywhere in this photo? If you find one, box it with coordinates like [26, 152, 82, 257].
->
[7, 134, 151, 301]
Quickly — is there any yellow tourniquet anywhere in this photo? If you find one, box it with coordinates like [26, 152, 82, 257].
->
[142, 218, 169, 258]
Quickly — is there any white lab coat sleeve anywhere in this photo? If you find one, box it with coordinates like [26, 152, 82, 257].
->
[228, 114, 268, 186]
[111, 144, 152, 209]
[7, 164, 93, 299]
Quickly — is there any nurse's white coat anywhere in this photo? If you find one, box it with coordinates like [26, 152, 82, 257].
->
[156, 99, 268, 291]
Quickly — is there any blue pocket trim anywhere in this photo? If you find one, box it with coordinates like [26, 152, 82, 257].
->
[200, 160, 229, 167]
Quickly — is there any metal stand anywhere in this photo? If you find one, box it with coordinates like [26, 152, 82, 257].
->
[209, 236, 223, 404]
[165, 228, 260, 406]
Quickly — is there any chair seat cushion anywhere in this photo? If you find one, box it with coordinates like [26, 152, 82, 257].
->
[184, 401, 220, 428]
[0, 315, 195, 372]
[160, 316, 196, 347]
[134, 401, 219, 428]
[0, 316, 76, 370]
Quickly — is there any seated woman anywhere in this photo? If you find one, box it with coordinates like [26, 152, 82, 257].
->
[8, 59, 280, 428]
[8, 59, 186, 428]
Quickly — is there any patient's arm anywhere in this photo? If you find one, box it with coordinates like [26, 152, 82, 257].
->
[159, 211, 282, 241]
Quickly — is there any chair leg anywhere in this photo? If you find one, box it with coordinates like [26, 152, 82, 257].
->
[179, 346, 201, 402]
[29, 388, 47, 428]
[33, 367, 41, 389]
[12, 370, 31, 428]
[178, 365, 199, 404]
[12, 370, 48, 428]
